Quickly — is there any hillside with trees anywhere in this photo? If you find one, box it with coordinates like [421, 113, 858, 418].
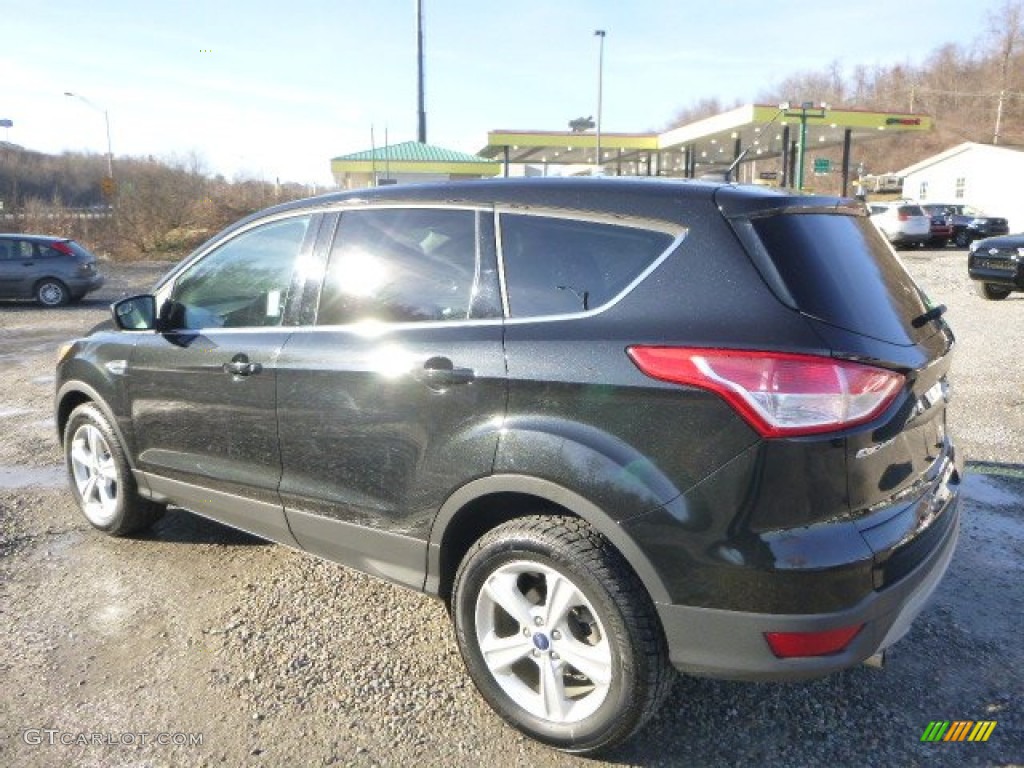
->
[0, 145, 311, 260]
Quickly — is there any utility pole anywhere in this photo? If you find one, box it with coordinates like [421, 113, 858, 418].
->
[416, 0, 426, 143]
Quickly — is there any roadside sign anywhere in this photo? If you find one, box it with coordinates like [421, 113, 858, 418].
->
[100, 176, 117, 199]
[813, 158, 831, 174]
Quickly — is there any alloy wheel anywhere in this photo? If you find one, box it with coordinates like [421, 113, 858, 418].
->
[474, 560, 612, 723]
[70, 423, 119, 526]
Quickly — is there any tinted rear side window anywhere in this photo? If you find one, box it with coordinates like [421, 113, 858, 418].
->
[750, 213, 930, 345]
[500, 214, 673, 317]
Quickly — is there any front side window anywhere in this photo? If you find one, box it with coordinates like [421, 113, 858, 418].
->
[500, 214, 674, 317]
[169, 215, 311, 330]
[317, 208, 497, 325]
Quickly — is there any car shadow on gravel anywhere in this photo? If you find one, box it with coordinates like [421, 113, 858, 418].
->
[140, 506, 270, 547]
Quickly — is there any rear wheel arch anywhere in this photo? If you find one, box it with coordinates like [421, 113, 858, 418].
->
[427, 475, 671, 606]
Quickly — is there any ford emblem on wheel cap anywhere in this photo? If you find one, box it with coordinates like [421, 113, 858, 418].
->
[532, 633, 550, 651]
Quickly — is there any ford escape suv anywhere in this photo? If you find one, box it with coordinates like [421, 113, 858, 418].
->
[55, 178, 961, 755]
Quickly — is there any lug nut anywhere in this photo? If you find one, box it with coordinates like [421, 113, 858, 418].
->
[533, 617, 544, 626]
[522, 628, 531, 637]
[551, 630, 561, 640]
[532, 649, 541, 658]
[551, 652, 560, 661]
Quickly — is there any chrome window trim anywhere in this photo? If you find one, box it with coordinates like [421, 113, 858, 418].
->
[158, 201, 687, 332]
[496, 212, 687, 324]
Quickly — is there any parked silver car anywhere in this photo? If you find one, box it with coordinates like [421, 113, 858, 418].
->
[0, 234, 104, 306]
[868, 202, 931, 248]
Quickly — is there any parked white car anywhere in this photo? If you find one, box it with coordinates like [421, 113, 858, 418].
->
[868, 202, 931, 248]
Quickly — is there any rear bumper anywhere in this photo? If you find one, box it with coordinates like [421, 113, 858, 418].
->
[653, 456, 961, 682]
[69, 274, 105, 298]
[888, 232, 929, 245]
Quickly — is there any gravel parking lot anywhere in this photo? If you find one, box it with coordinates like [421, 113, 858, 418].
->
[1, 251, 1021, 767]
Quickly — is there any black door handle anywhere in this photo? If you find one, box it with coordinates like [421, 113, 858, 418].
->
[222, 353, 262, 377]
[416, 356, 475, 388]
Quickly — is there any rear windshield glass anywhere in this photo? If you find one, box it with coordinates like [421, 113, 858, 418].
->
[898, 205, 925, 216]
[750, 213, 930, 344]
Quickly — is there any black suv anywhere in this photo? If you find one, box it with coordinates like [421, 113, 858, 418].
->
[968, 233, 1024, 299]
[921, 203, 1010, 247]
[55, 179, 961, 754]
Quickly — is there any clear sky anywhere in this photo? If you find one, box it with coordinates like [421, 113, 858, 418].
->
[0, 0, 1003, 186]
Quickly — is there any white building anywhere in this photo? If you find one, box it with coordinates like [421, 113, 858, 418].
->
[899, 142, 1024, 231]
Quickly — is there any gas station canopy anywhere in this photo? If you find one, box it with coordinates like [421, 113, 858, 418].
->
[479, 103, 933, 192]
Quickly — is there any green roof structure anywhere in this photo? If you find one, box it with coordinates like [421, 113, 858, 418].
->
[331, 141, 500, 187]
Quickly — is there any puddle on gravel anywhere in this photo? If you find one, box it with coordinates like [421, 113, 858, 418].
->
[0, 465, 65, 489]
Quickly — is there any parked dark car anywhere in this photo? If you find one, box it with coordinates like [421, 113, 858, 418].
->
[968, 232, 1024, 300]
[921, 203, 1009, 247]
[0, 234, 104, 306]
[55, 179, 961, 755]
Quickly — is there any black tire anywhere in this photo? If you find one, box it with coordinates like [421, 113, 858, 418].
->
[35, 278, 70, 307]
[975, 282, 1011, 301]
[954, 230, 971, 248]
[64, 402, 165, 536]
[451, 515, 674, 755]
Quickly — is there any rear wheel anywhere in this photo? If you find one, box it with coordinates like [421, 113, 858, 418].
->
[35, 278, 69, 307]
[975, 282, 1011, 300]
[451, 516, 674, 755]
[65, 403, 165, 535]
[954, 230, 971, 248]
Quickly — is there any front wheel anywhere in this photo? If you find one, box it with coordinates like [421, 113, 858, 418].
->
[451, 516, 674, 755]
[65, 403, 165, 535]
[954, 230, 971, 248]
[975, 282, 1011, 300]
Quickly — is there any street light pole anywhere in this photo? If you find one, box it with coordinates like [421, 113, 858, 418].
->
[64, 92, 114, 180]
[594, 29, 606, 174]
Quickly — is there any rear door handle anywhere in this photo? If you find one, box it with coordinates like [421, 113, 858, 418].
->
[415, 356, 475, 388]
[223, 353, 262, 377]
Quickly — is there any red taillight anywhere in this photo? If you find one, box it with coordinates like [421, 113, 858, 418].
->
[897, 212, 909, 221]
[626, 347, 905, 437]
[764, 625, 863, 658]
[50, 241, 74, 255]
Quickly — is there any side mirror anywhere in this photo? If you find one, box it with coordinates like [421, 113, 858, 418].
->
[112, 295, 157, 331]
